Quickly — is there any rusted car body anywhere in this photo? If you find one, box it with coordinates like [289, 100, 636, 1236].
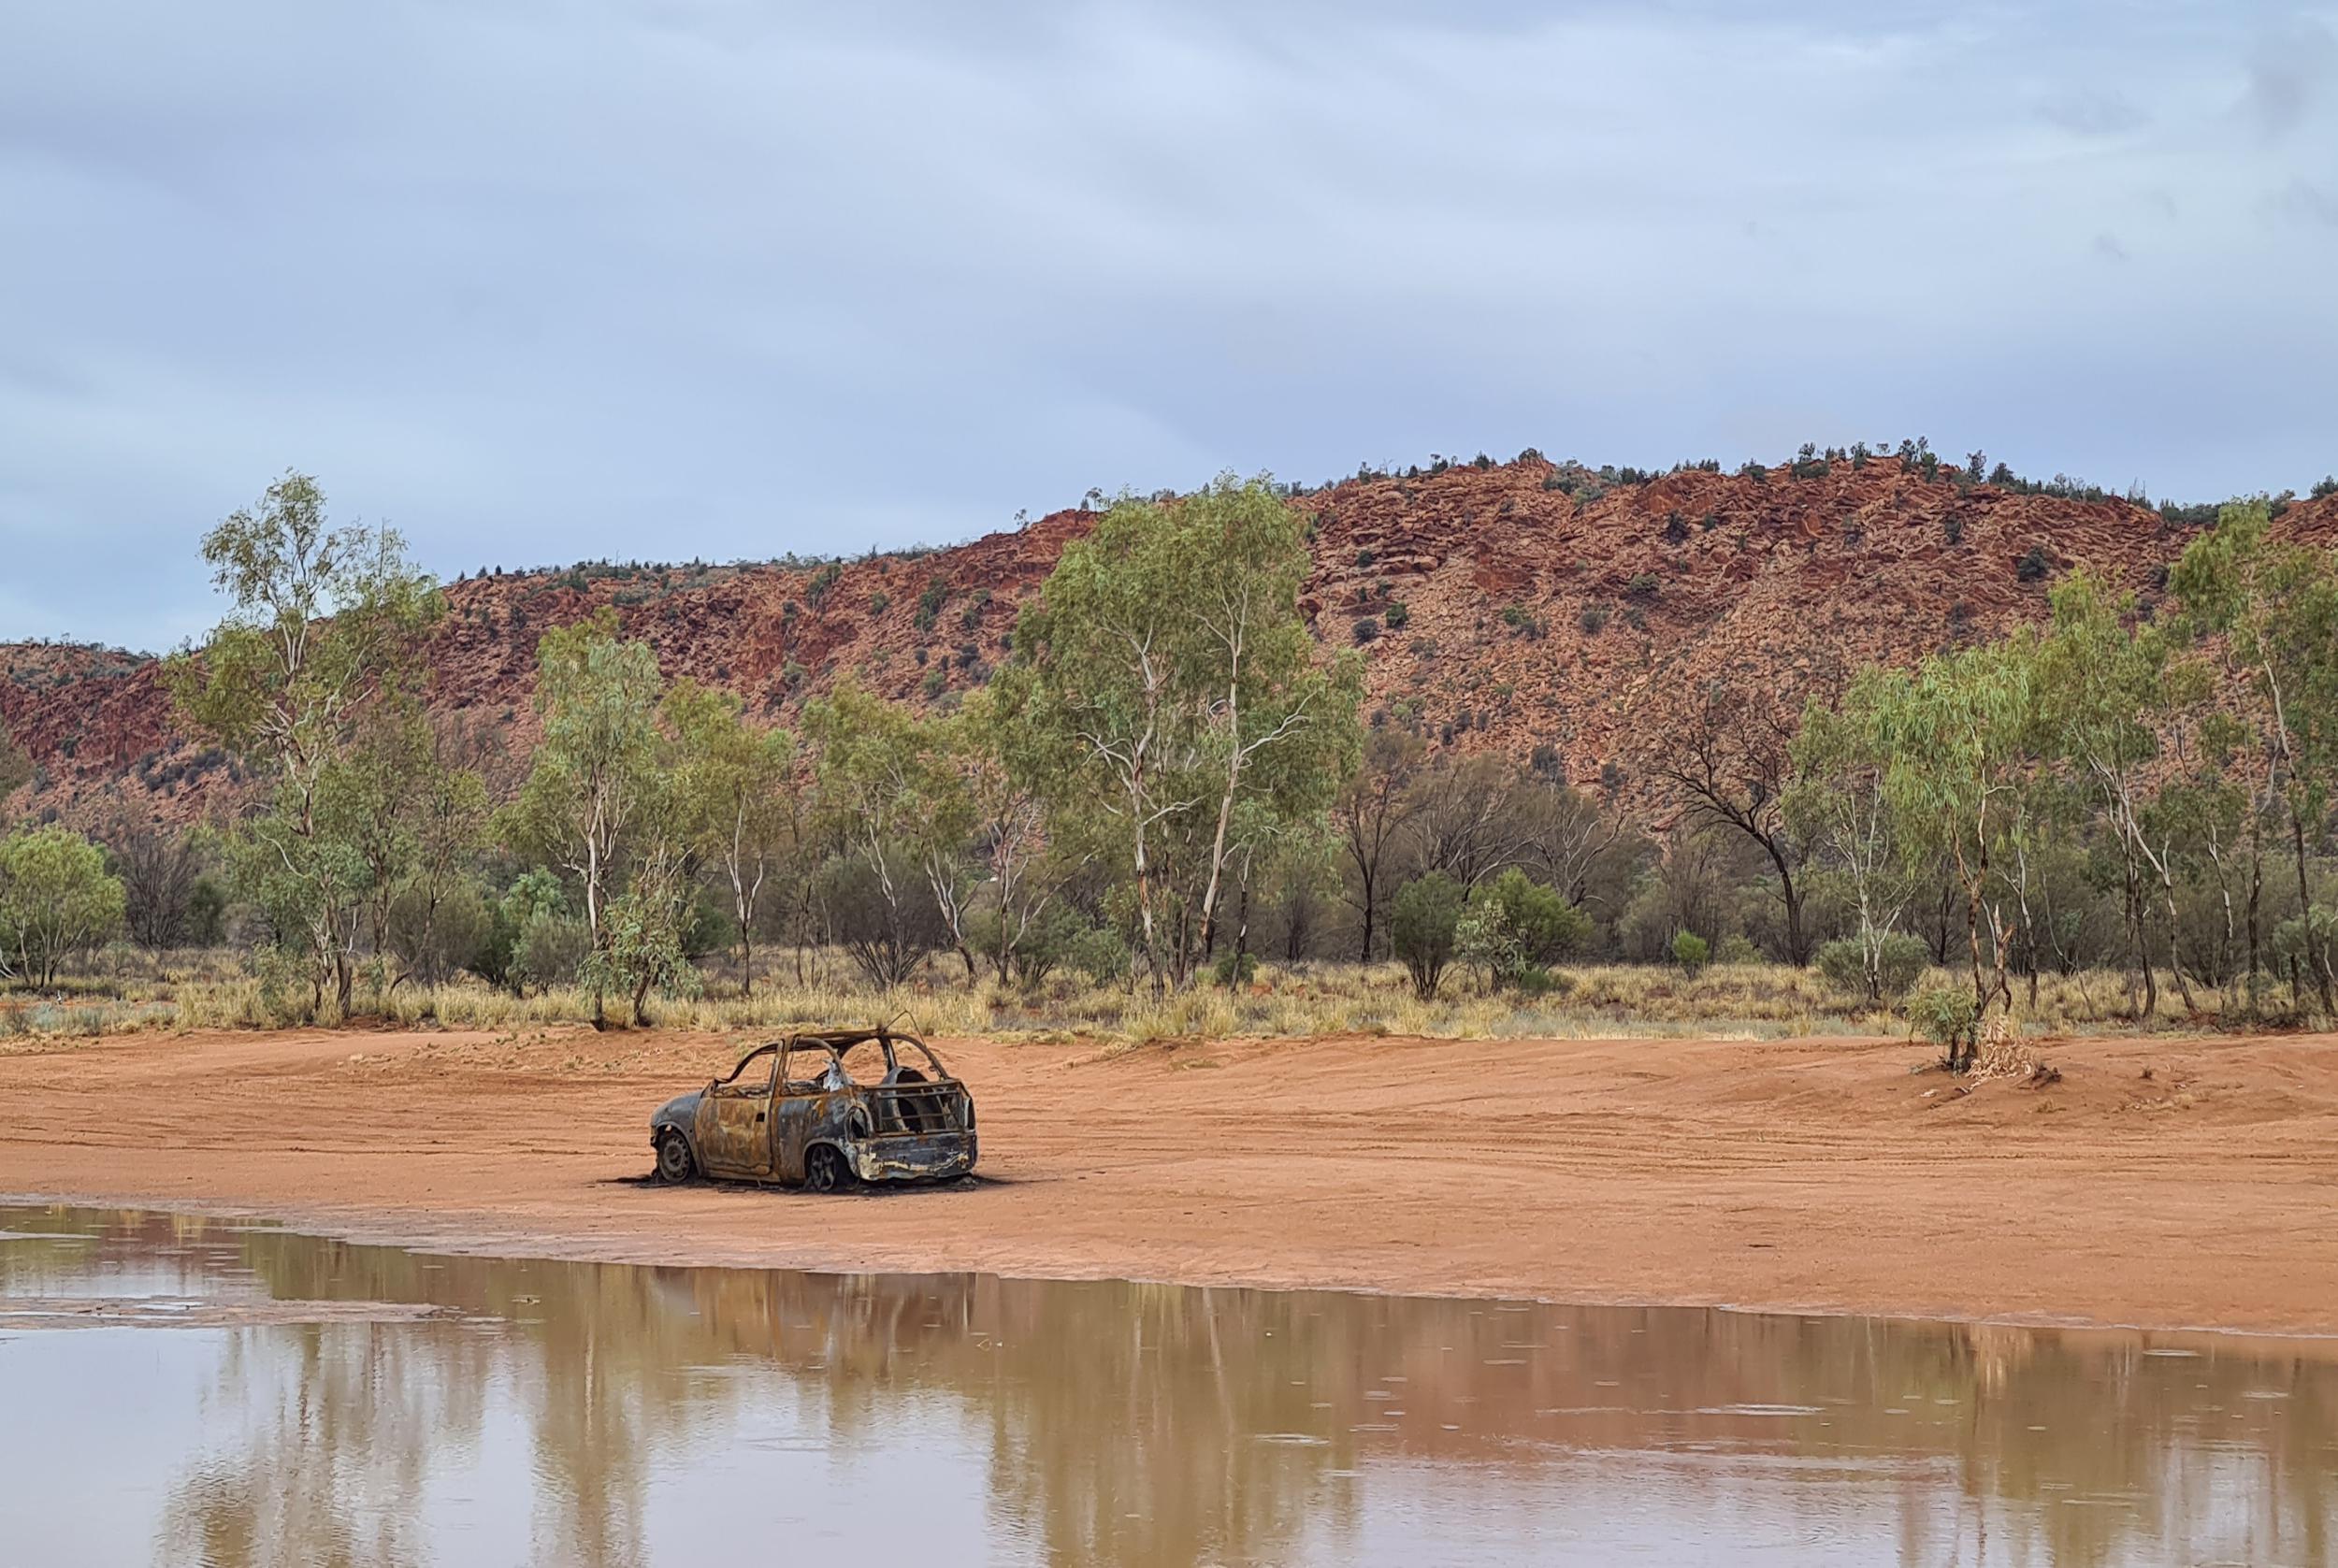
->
[649, 1029, 976, 1192]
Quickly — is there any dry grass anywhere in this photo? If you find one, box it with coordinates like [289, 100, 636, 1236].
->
[0, 946, 2302, 1044]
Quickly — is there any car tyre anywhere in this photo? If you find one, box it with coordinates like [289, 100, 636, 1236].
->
[655, 1129, 697, 1185]
[805, 1144, 854, 1195]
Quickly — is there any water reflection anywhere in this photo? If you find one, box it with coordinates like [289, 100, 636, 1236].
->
[1, 1204, 2333, 1566]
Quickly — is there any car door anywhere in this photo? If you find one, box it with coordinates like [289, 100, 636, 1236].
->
[693, 1047, 777, 1178]
[770, 1047, 839, 1186]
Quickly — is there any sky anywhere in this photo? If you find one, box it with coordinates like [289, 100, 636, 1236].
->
[3, 0, 2334, 653]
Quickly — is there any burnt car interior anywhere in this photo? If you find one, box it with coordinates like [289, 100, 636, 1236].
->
[705, 1030, 964, 1134]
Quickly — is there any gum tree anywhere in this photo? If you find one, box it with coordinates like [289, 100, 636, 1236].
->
[498, 611, 671, 1026]
[0, 826, 126, 985]
[1842, 637, 2039, 1055]
[667, 681, 799, 995]
[1011, 476, 1363, 990]
[170, 472, 440, 1015]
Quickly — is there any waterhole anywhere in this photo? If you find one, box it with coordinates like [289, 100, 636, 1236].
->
[2, 1203, 2331, 1566]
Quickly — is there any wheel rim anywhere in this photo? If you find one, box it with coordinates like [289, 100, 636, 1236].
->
[809, 1148, 840, 1192]
[658, 1135, 690, 1181]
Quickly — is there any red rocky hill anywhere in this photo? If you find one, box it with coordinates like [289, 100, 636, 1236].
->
[6, 455, 2334, 828]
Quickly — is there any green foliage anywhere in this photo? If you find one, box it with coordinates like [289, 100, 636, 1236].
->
[1714, 932, 1760, 965]
[1211, 949, 1260, 988]
[1012, 475, 1364, 989]
[665, 681, 799, 993]
[1669, 929, 1710, 976]
[915, 579, 948, 635]
[1383, 601, 1409, 630]
[1391, 872, 1463, 1000]
[168, 472, 440, 1014]
[1907, 985, 1981, 1071]
[1459, 868, 1592, 988]
[0, 827, 126, 985]
[497, 610, 676, 1023]
[1815, 933, 1927, 1002]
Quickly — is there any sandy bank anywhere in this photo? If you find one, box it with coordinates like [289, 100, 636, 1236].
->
[2, 1023, 2333, 1336]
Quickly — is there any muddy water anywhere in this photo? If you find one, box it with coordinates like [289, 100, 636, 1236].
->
[1, 1206, 2333, 1566]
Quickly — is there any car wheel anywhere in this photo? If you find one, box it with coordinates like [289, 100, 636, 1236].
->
[805, 1144, 853, 1194]
[655, 1129, 696, 1185]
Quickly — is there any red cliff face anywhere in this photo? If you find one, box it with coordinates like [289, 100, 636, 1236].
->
[7, 458, 2332, 827]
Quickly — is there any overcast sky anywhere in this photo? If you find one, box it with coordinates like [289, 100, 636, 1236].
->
[3, 1, 2333, 652]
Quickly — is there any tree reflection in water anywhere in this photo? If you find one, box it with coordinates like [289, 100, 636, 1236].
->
[2, 1206, 2332, 1567]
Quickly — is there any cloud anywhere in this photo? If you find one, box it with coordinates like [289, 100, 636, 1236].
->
[2040, 90, 2150, 137]
[2266, 178, 2338, 226]
[1, 1, 2334, 648]
[2243, 15, 2337, 137]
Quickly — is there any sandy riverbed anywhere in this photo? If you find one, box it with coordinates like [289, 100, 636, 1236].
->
[1, 1023, 2332, 1335]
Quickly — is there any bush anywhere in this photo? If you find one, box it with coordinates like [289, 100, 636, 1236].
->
[2313, 476, 2336, 500]
[1816, 934, 1929, 1002]
[1064, 924, 1132, 985]
[1392, 872, 1464, 1000]
[1383, 601, 1409, 630]
[1907, 985, 1980, 1072]
[1579, 603, 1610, 635]
[1715, 933, 1759, 965]
[1211, 949, 1259, 988]
[1459, 869, 1592, 989]
[1669, 930, 1710, 976]
[2016, 545, 2051, 583]
[1352, 617, 1379, 643]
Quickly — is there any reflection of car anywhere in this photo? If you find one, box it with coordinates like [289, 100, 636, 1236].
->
[649, 1029, 977, 1192]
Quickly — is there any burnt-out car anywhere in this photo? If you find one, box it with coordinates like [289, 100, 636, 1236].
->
[649, 1029, 976, 1192]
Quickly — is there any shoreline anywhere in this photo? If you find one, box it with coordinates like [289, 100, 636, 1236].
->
[5, 1024, 2336, 1342]
[10, 1184, 2338, 1354]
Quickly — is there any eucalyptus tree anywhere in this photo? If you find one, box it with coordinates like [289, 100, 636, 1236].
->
[1654, 681, 1813, 964]
[498, 610, 672, 1025]
[1011, 476, 1363, 990]
[170, 472, 440, 1015]
[2031, 572, 2198, 1015]
[802, 679, 975, 985]
[0, 826, 126, 985]
[1332, 727, 1423, 961]
[2170, 500, 2338, 1011]
[1842, 636, 2040, 1046]
[667, 680, 799, 994]
[1786, 700, 1910, 1004]
[948, 681, 1075, 985]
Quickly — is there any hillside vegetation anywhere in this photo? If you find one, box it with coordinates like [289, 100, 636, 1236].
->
[5, 451, 2338, 1045]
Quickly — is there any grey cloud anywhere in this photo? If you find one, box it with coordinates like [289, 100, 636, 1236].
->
[2267, 179, 2338, 225]
[1, 1, 2334, 650]
[2244, 16, 2337, 137]
[2040, 91, 2150, 137]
